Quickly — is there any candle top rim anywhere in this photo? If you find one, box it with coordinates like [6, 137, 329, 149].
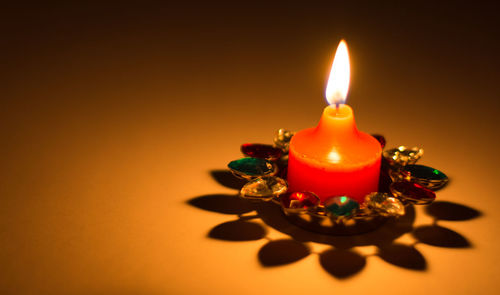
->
[324, 104, 352, 119]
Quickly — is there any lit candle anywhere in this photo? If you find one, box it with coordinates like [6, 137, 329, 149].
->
[287, 40, 382, 204]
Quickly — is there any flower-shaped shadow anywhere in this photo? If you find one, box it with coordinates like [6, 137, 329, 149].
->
[187, 169, 481, 279]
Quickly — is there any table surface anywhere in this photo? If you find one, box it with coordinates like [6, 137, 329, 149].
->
[1, 2, 500, 295]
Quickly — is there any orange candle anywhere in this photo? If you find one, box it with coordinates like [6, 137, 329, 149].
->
[287, 40, 381, 204]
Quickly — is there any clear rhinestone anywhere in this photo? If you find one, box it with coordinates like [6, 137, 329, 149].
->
[383, 146, 424, 167]
[240, 176, 287, 200]
[365, 192, 405, 216]
[273, 129, 295, 153]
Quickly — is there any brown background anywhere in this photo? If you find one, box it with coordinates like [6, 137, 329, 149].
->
[1, 1, 499, 294]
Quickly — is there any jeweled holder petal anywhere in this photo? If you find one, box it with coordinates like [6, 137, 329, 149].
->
[278, 199, 389, 235]
[228, 129, 449, 236]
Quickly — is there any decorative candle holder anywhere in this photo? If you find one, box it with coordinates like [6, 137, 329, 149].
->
[227, 129, 449, 235]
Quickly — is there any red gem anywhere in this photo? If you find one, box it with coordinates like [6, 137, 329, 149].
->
[390, 181, 435, 204]
[279, 191, 320, 210]
[372, 134, 386, 148]
[241, 143, 283, 160]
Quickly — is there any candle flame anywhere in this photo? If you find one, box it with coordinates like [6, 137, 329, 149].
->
[325, 40, 350, 105]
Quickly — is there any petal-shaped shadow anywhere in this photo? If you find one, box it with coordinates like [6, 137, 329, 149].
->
[210, 170, 247, 190]
[187, 194, 254, 215]
[258, 239, 310, 267]
[209, 220, 267, 241]
[319, 248, 366, 279]
[425, 201, 481, 221]
[413, 225, 471, 248]
[352, 204, 416, 247]
[377, 243, 426, 270]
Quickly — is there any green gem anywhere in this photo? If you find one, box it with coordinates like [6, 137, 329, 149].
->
[228, 158, 275, 178]
[404, 165, 447, 180]
[325, 196, 359, 216]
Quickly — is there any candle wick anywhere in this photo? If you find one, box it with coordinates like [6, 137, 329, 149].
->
[335, 103, 340, 115]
